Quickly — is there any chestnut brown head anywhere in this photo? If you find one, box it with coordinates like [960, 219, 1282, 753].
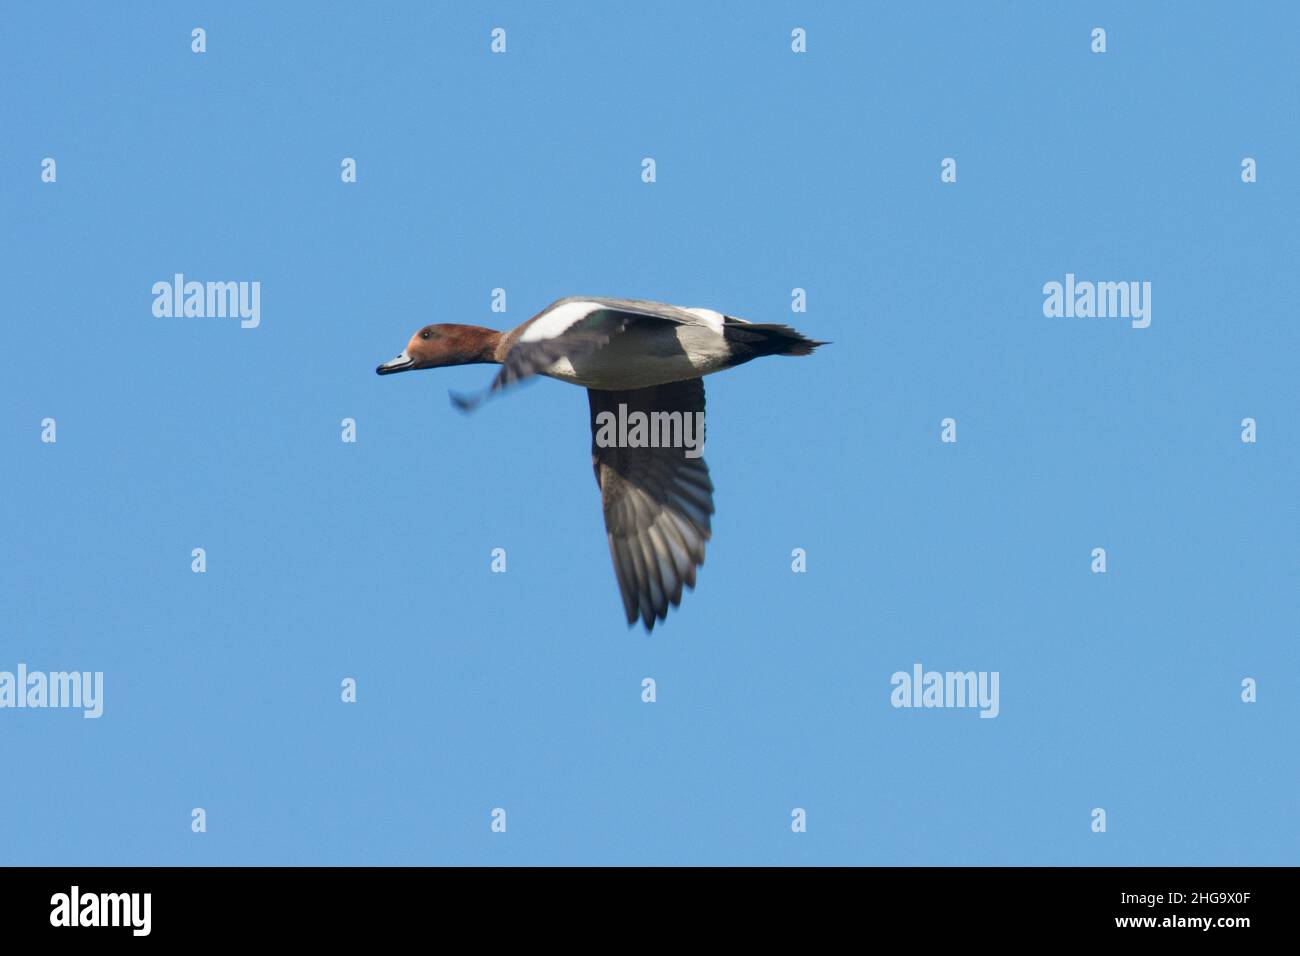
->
[376, 324, 499, 375]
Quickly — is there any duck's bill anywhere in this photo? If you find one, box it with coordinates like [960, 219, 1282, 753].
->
[376, 351, 414, 375]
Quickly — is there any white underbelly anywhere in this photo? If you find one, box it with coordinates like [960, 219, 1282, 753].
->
[542, 324, 732, 390]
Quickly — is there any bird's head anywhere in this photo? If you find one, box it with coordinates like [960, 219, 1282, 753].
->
[376, 324, 499, 375]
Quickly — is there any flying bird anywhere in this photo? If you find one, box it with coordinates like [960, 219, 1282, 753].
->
[377, 297, 826, 630]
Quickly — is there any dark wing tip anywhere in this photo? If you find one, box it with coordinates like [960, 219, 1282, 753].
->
[449, 390, 483, 413]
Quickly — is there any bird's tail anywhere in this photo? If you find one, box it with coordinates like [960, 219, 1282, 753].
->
[722, 318, 829, 357]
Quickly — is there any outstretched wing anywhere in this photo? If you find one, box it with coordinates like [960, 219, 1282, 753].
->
[588, 378, 714, 630]
[454, 298, 697, 410]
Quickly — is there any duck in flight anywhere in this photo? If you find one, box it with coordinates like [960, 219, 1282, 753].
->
[376, 296, 827, 631]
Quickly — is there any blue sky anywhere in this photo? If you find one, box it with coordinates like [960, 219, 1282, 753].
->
[2, 2, 1296, 865]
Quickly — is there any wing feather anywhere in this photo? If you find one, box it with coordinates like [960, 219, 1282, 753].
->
[456, 298, 716, 410]
[588, 378, 714, 630]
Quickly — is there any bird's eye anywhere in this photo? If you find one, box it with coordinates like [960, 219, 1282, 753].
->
[420, 330, 431, 340]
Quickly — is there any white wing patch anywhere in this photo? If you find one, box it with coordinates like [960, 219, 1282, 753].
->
[519, 300, 607, 343]
[681, 307, 726, 333]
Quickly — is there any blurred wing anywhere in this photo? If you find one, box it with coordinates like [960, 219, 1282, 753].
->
[496, 304, 636, 392]
[454, 299, 697, 410]
[588, 378, 714, 630]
